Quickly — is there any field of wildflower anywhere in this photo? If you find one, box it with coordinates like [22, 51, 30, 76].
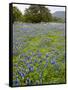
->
[13, 22, 66, 86]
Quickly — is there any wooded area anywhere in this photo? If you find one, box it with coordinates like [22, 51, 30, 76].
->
[12, 5, 64, 23]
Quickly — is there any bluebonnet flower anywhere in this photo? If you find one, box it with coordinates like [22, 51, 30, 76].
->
[29, 61, 33, 64]
[46, 53, 49, 58]
[29, 56, 32, 59]
[29, 66, 34, 72]
[32, 52, 35, 56]
[18, 71, 25, 78]
[26, 56, 31, 60]
[23, 28, 31, 31]
[13, 78, 19, 86]
[20, 59, 26, 63]
[37, 53, 42, 58]
[26, 63, 31, 68]
[34, 59, 38, 63]
[51, 60, 56, 64]
[24, 57, 28, 61]
[19, 53, 25, 58]
[13, 80, 19, 86]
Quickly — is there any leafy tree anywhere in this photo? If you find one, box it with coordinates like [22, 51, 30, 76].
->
[24, 5, 52, 23]
[13, 6, 23, 23]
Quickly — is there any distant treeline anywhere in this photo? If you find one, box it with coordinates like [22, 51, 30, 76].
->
[12, 5, 64, 23]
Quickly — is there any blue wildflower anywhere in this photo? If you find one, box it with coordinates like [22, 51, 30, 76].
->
[51, 60, 56, 64]
[19, 53, 25, 58]
[13, 78, 19, 86]
[46, 53, 49, 58]
[23, 28, 30, 31]
[27, 56, 31, 60]
[44, 64, 48, 68]
[29, 66, 34, 72]
[34, 59, 38, 63]
[24, 57, 28, 61]
[26, 63, 31, 68]
[18, 71, 25, 78]
[29, 61, 32, 64]
[37, 53, 42, 58]
[20, 59, 26, 63]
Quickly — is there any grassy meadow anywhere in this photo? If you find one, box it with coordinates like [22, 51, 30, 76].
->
[13, 22, 65, 86]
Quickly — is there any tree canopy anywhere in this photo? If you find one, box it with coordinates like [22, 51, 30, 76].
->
[12, 5, 54, 23]
[13, 6, 23, 22]
[24, 5, 52, 23]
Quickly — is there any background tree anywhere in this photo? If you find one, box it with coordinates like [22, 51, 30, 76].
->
[24, 5, 52, 23]
[13, 6, 23, 23]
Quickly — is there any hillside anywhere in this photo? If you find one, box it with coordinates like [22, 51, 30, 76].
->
[52, 11, 65, 19]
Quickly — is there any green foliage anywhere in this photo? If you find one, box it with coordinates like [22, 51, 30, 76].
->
[24, 5, 52, 23]
[13, 6, 23, 22]
[52, 17, 64, 23]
